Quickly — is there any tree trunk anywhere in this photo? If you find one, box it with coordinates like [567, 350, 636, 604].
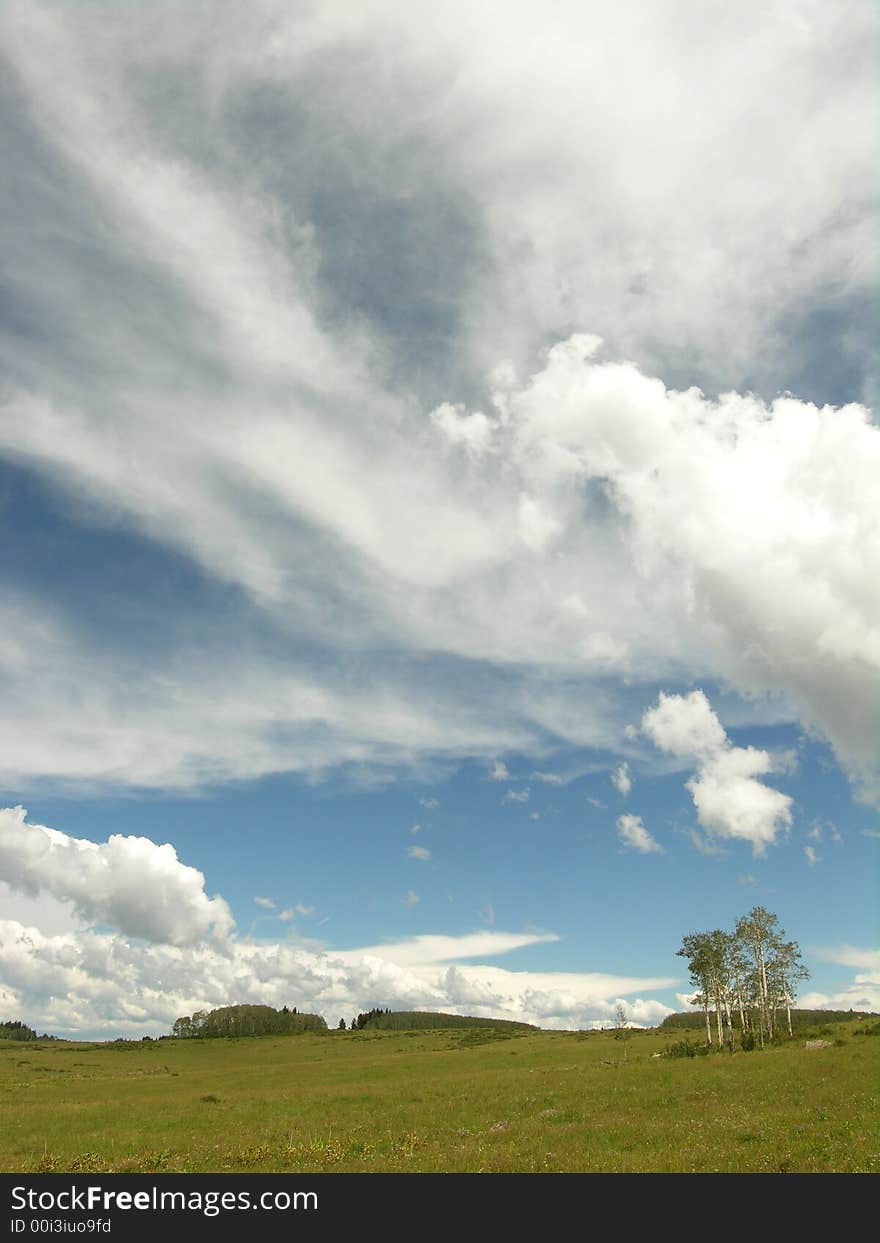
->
[759, 947, 770, 1040]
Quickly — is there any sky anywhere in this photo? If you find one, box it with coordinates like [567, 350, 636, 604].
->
[0, 0, 877, 1039]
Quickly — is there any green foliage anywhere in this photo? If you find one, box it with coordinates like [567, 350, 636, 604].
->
[171, 1005, 327, 1039]
[659, 1008, 874, 1032]
[352, 1010, 537, 1032]
[855, 1020, 880, 1036]
[0, 1020, 37, 1042]
[664, 1037, 712, 1059]
[352, 1008, 392, 1030]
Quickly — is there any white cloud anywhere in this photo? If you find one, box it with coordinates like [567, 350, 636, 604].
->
[480, 904, 495, 927]
[402, 890, 420, 908]
[0, 807, 233, 946]
[347, 931, 557, 966]
[799, 985, 880, 1012]
[278, 909, 295, 922]
[813, 945, 880, 973]
[531, 771, 564, 785]
[431, 403, 497, 457]
[489, 761, 511, 782]
[804, 845, 819, 867]
[407, 845, 431, 861]
[642, 691, 727, 759]
[611, 762, 632, 798]
[0, 809, 682, 1036]
[797, 947, 880, 1016]
[0, 2, 875, 803]
[503, 788, 530, 804]
[0, 881, 86, 937]
[643, 692, 793, 855]
[409, 823, 424, 835]
[616, 814, 663, 855]
[418, 798, 440, 810]
[254, 896, 275, 910]
[0, 917, 675, 1036]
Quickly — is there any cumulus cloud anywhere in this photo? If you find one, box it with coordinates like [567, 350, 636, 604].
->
[402, 890, 420, 908]
[0, 919, 674, 1037]
[503, 788, 530, 804]
[642, 692, 727, 759]
[616, 814, 663, 855]
[430, 403, 497, 456]
[611, 763, 632, 798]
[407, 845, 431, 861]
[643, 691, 793, 855]
[0, 807, 233, 945]
[804, 845, 819, 866]
[253, 896, 275, 910]
[489, 761, 511, 782]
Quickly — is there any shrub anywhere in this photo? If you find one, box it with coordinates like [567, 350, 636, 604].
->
[665, 1038, 711, 1059]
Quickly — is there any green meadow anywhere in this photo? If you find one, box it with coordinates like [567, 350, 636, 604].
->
[2, 1022, 877, 1174]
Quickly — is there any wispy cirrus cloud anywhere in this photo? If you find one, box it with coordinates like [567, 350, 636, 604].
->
[0, 0, 875, 805]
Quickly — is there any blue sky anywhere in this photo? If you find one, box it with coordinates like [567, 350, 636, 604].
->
[0, 1, 877, 1037]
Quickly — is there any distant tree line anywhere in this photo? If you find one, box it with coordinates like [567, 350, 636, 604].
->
[660, 1008, 872, 1033]
[1, 1020, 38, 1042]
[171, 1005, 327, 1039]
[350, 1008, 392, 1030]
[677, 906, 808, 1050]
[348, 1009, 538, 1032]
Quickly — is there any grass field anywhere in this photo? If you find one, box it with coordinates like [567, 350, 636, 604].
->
[2, 1021, 877, 1173]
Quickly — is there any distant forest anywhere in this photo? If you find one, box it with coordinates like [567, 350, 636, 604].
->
[660, 1008, 873, 1031]
[0, 1020, 37, 1042]
[171, 1005, 327, 1038]
[349, 1009, 537, 1032]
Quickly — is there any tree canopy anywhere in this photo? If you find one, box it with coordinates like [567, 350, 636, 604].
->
[171, 1005, 326, 1039]
[677, 907, 808, 1050]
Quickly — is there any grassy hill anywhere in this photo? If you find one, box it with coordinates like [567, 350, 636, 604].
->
[1, 1018, 876, 1173]
[355, 1010, 537, 1032]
